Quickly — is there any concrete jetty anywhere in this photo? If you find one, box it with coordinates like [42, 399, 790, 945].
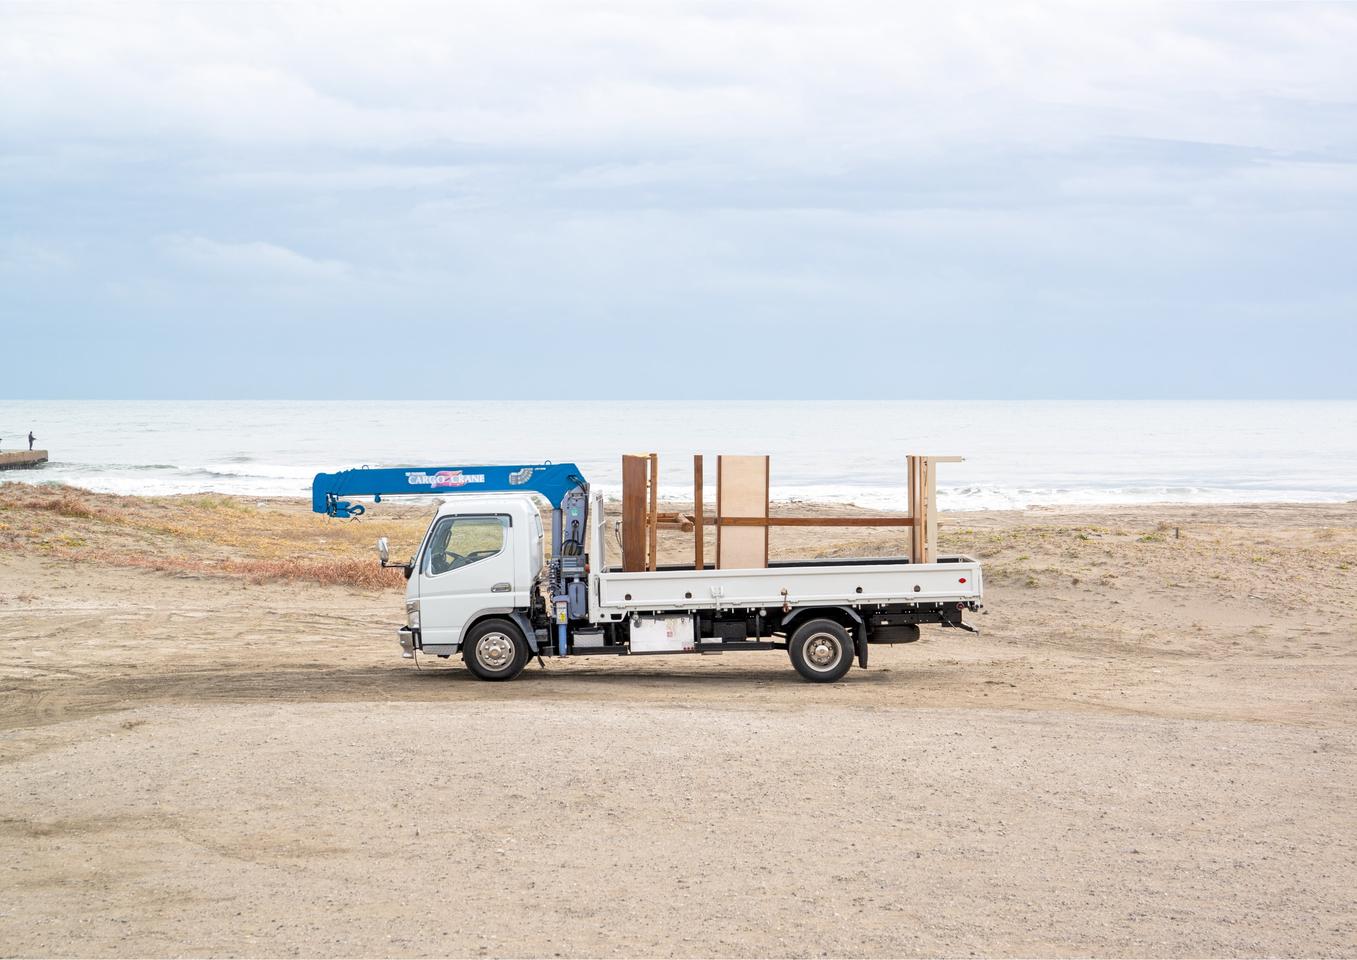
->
[0, 450, 49, 470]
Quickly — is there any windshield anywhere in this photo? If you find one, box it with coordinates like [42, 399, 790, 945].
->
[423, 515, 509, 576]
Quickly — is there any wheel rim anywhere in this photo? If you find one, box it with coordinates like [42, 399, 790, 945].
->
[801, 632, 842, 672]
[476, 632, 515, 670]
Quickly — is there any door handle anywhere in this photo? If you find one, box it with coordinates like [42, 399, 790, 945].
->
[491, 582, 512, 593]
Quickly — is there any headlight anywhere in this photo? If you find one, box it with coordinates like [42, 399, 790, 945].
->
[405, 599, 420, 629]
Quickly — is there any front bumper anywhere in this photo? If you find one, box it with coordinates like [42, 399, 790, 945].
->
[398, 626, 420, 659]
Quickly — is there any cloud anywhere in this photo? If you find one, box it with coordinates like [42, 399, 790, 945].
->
[160, 235, 350, 282]
[2, 2, 1356, 398]
[0, 237, 69, 275]
[4, 4, 1355, 155]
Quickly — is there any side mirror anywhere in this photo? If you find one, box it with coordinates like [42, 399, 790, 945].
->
[376, 537, 390, 564]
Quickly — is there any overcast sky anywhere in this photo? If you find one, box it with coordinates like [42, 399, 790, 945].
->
[2, 2, 1355, 399]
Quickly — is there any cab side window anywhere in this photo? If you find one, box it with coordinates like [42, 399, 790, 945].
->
[424, 515, 509, 576]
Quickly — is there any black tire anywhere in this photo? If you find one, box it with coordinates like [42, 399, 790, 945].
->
[462, 618, 529, 681]
[788, 618, 854, 683]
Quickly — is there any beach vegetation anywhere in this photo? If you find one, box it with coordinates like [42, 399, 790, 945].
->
[1, 482, 422, 590]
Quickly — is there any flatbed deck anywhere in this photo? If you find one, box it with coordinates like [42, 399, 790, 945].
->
[595, 557, 982, 615]
[588, 494, 981, 619]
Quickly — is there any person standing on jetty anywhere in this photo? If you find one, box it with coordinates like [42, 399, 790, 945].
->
[29, 431, 37, 450]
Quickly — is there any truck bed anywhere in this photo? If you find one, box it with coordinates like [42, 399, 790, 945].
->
[593, 556, 982, 616]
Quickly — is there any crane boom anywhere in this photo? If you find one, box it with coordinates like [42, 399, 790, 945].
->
[312, 462, 590, 564]
[311, 462, 587, 518]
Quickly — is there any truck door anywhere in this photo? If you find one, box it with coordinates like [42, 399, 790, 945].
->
[416, 514, 516, 650]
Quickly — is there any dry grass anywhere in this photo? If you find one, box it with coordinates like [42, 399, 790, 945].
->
[26, 491, 103, 520]
[8, 483, 1357, 604]
[55, 549, 408, 589]
[1, 482, 426, 590]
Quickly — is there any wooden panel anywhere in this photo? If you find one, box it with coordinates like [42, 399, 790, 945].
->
[764, 453, 771, 569]
[621, 454, 648, 572]
[716, 455, 769, 569]
[693, 454, 704, 571]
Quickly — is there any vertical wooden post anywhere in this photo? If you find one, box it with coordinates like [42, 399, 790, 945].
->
[906, 455, 915, 562]
[924, 456, 937, 564]
[920, 456, 930, 563]
[647, 452, 659, 572]
[908, 455, 925, 564]
[715, 456, 723, 568]
[693, 454, 704, 571]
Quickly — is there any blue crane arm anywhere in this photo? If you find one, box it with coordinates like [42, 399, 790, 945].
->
[311, 463, 589, 518]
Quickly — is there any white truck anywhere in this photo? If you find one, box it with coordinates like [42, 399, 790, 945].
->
[312, 461, 983, 682]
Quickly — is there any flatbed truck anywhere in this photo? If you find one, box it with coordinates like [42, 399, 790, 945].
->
[311, 462, 983, 682]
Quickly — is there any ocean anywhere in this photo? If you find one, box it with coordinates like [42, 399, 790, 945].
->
[1, 400, 1354, 511]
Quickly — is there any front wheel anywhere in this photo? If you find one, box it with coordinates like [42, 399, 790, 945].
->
[788, 619, 854, 683]
[462, 618, 529, 681]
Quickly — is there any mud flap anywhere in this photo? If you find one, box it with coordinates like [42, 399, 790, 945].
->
[942, 604, 979, 634]
[509, 611, 539, 652]
[855, 628, 868, 669]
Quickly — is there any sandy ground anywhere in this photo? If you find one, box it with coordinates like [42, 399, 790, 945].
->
[1, 490, 1355, 957]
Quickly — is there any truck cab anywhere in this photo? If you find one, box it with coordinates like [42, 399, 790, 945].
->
[399, 495, 544, 659]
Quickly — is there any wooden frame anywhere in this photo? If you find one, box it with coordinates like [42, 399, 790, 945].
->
[622, 451, 961, 571]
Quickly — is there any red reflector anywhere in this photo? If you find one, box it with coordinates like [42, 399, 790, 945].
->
[958, 577, 967, 583]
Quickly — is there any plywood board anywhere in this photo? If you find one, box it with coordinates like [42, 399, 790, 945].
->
[621, 454, 648, 572]
[716, 455, 769, 569]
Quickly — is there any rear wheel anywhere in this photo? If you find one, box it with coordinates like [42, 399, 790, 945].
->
[462, 618, 529, 681]
[788, 619, 854, 683]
